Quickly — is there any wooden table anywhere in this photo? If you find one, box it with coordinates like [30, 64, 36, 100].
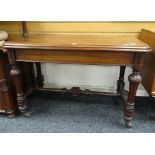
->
[3, 34, 151, 128]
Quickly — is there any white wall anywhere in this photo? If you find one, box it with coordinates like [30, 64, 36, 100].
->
[41, 63, 148, 96]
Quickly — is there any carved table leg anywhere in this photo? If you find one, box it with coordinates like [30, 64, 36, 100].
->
[36, 62, 44, 88]
[8, 50, 30, 117]
[124, 54, 143, 128]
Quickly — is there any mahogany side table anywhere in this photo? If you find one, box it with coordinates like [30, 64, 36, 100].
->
[3, 33, 151, 127]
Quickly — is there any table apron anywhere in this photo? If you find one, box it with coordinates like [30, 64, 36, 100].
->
[14, 49, 135, 65]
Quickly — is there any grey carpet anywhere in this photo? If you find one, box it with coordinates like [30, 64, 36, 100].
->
[0, 91, 155, 133]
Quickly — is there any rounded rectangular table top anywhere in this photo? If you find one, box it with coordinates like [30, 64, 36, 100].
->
[3, 34, 151, 52]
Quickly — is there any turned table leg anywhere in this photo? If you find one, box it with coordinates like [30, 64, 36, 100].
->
[35, 62, 44, 88]
[8, 50, 30, 117]
[124, 54, 143, 128]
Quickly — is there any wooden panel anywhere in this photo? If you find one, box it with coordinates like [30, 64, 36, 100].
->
[139, 29, 155, 52]
[0, 22, 155, 34]
[15, 49, 135, 65]
[139, 29, 155, 96]
[140, 53, 154, 95]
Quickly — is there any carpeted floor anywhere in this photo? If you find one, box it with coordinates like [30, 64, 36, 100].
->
[0, 91, 155, 133]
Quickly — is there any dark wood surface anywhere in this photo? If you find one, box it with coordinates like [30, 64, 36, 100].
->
[139, 29, 155, 96]
[3, 33, 151, 127]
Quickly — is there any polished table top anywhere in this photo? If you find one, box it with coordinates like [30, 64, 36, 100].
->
[4, 34, 151, 52]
